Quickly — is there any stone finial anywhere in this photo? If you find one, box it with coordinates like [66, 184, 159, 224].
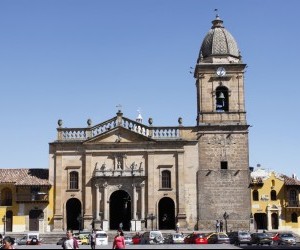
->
[87, 118, 92, 127]
[58, 119, 63, 127]
[178, 117, 183, 126]
[148, 117, 153, 126]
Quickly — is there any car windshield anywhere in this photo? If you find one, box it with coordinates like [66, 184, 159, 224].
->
[173, 234, 183, 238]
[96, 233, 107, 238]
[239, 232, 250, 236]
[150, 232, 161, 238]
[281, 234, 293, 237]
[219, 234, 228, 238]
[257, 233, 269, 237]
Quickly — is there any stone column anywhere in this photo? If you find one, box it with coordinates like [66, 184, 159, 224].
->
[267, 205, 271, 230]
[53, 153, 64, 231]
[83, 153, 93, 230]
[177, 152, 187, 227]
[140, 183, 145, 220]
[103, 182, 108, 220]
[133, 184, 137, 220]
[278, 206, 282, 229]
[95, 184, 100, 220]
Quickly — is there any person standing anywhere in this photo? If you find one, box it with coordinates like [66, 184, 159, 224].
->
[176, 222, 180, 233]
[62, 229, 79, 249]
[119, 222, 123, 231]
[216, 220, 220, 232]
[89, 230, 96, 249]
[112, 230, 125, 249]
[220, 220, 224, 232]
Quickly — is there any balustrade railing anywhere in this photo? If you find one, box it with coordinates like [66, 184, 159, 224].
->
[57, 117, 180, 141]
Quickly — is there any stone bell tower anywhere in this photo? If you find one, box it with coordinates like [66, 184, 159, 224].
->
[194, 15, 251, 231]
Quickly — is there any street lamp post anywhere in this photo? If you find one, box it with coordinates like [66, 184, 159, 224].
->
[2, 215, 6, 236]
[147, 213, 156, 231]
[223, 212, 229, 233]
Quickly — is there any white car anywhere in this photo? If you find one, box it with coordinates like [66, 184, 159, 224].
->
[140, 231, 164, 244]
[95, 231, 108, 245]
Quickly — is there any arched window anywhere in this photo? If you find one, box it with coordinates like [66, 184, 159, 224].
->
[162, 170, 171, 189]
[1, 188, 12, 206]
[69, 171, 79, 190]
[290, 189, 297, 206]
[271, 190, 277, 201]
[271, 180, 275, 187]
[253, 190, 259, 201]
[216, 86, 229, 112]
[291, 212, 298, 223]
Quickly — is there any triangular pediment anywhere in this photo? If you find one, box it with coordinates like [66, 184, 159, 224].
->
[84, 126, 153, 144]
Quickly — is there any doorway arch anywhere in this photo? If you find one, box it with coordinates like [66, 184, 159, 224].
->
[66, 198, 82, 230]
[109, 190, 131, 231]
[6, 210, 13, 232]
[271, 213, 278, 229]
[158, 197, 175, 230]
[29, 209, 43, 231]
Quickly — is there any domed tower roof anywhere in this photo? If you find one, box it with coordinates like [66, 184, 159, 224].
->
[198, 15, 241, 63]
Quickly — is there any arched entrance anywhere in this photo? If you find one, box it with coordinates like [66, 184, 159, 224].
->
[29, 209, 43, 231]
[66, 198, 82, 230]
[271, 213, 278, 229]
[109, 190, 131, 231]
[158, 197, 175, 230]
[254, 213, 267, 230]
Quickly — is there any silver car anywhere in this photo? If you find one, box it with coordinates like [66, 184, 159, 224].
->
[277, 233, 296, 246]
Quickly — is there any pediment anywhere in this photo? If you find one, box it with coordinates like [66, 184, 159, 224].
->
[84, 126, 153, 144]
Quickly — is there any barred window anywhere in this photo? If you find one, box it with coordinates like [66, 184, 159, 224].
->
[70, 171, 79, 190]
[162, 170, 171, 189]
[291, 212, 298, 223]
[1, 188, 12, 206]
[253, 190, 259, 201]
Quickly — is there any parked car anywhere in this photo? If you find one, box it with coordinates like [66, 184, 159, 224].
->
[276, 233, 296, 246]
[78, 235, 89, 245]
[164, 233, 185, 244]
[140, 231, 164, 244]
[228, 231, 252, 245]
[17, 233, 41, 245]
[132, 233, 141, 244]
[184, 233, 208, 244]
[250, 233, 272, 246]
[207, 232, 230, 244]
[124, 235, 133, 245]
[95, 230, 108, 245]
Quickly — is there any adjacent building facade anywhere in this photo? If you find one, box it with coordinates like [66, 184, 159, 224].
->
[0, 169, 53, 233]
[49, 15, 251, 232]
[250, 166, 300, 234]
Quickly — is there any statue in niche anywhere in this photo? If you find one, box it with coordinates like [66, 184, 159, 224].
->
[101, 163, 106, 171]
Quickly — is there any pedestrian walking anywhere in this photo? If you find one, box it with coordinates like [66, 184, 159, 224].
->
[112, 230, 125, 249]
[119, 222, 123, 231]
[176, 222, 180, 233]
[2, 236, 14, 249]
[89, 230, 96, 249]
[62, 229, 79, 249]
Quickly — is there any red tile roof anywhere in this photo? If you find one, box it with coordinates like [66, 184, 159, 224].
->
[281, 174, 300, 186]
[0, 169, 50, 186]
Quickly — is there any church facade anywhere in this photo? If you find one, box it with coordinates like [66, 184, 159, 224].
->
[49, 15, 251, 232]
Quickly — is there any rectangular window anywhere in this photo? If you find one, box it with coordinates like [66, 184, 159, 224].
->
[221, 161, 228, 170]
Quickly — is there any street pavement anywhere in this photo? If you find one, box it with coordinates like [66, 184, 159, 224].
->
[13, 243, 300, 249]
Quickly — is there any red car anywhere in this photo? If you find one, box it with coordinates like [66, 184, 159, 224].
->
[132, 234, 141, 244]
[184, 233, 208, 244]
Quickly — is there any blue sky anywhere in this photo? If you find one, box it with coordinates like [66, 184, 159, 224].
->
[0, 0, 299, 178]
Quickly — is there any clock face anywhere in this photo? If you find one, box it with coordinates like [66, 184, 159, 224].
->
[216, 67, 226, 76]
